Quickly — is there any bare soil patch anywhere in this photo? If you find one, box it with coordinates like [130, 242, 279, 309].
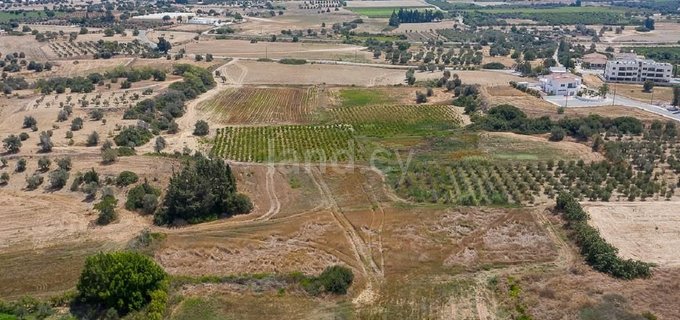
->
[390, 20, 458, 33]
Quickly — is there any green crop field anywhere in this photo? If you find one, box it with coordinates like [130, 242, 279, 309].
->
[211, 125, 363, 163]
[329, 104, 463, 137]
[347, 6, 433, 18]
[338, 88, 399, 108]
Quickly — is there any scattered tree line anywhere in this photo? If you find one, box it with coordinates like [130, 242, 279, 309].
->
[555, 193, 651, 279]
[123, 64, 215, 133]
[35, 67, 166, 94]
[471, 104, 643, 141]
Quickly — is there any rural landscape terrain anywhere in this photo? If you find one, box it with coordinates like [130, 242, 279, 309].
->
[1, 0, 680, 319]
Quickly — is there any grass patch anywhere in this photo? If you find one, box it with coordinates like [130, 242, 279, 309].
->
[171, 297, 222, 320]
[347, 6, 433, 18]
[338, 88, 397, 108]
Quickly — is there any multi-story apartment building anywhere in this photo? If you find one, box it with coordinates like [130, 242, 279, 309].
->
[604, 57, 673, 83]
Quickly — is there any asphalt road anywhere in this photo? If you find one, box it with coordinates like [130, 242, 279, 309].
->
[545, 94, 680, 122]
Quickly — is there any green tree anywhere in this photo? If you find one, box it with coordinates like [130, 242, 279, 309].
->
[23, 116, 37, 128]
[49, 169, 69, 189]
[16, 158, 26, 172]
[549, 127, 565, 141]
[3, 134, 21, 153]
[599, 83, 609, 97]
[156, 156, 252, 225]
[38, 157, 51, 172]
[116, 171, 139, 186]
[87, 131, 100, 147]
[77, 251, 168, 315]
[0, 172, 9, 185]
[318, 265, 354, 294]
[95, 195, 118, 225]
[643, 80, 654, 93]
[39, 131, 53, 152]
[71, 117, 84, 131]
[154, 136, 166, 153]
[26, 174, 44, 190]
[193, 120, 209, 136]
[156, 37, 172, 54]
[126, 180, 160, 214]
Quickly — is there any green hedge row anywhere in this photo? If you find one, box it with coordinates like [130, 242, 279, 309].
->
[555, 193, 652, 279]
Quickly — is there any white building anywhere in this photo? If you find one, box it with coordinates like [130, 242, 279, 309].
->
[604, 57, 673, 83]
[539, 73, 582, 96]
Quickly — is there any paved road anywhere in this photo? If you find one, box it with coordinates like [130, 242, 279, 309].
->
[545, 95, 680, 122]
[137, 30, 157, 49]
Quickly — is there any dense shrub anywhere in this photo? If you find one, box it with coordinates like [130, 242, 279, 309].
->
[49, 169, 69, 189]
[26, 174, 44, 190]
[482, 62, 505, 69]
[278, 58, 307, 65]
[297, 265, 354, 296]
[114, 126, 153, 147]
[126, 180, 161, 214]
[155, 155, 252, 225]
[77, 251, 168, 316]
[3, 134, 21, 153]
[193, 120, 209, 136]
[116, 171, 139, 186]
[318, 265, 354, 294]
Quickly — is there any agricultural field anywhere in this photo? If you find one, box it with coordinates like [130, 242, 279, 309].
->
[335, 87, 403, 107]
[198, 86, 321, 124]
[3, 2, 680, 319]
[329, 104, 463, 136]
[211, 125, 362, 162]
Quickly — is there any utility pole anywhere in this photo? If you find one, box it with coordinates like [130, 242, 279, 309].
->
[651, 89, 654, 105]
[565, 93, 568, 108]
[612, 83, 617, 106]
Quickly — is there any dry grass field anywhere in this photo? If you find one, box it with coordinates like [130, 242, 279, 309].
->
[604, 22, 680, 44]
[584, 202, 680, 267]
[184, 39, 372, 61]
[219, 60, 527, 86]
